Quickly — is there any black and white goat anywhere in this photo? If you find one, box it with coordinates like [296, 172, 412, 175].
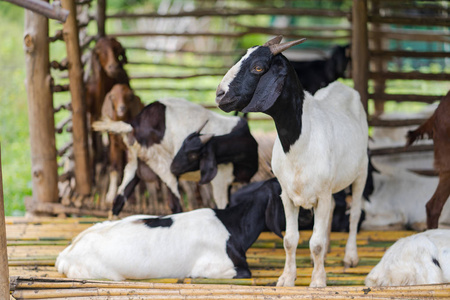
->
[365, 229, 450, 286]
[55, 182, 286, 281]
[93, 98, 252, 215]
[170, 118, 258, 189]
[215, 36, 368, 287]
[290, 44, 351, 94]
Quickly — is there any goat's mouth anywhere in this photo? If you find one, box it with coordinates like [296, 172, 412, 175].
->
[217, 95, 245, 113]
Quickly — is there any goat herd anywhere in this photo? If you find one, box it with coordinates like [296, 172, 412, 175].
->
[56, 36, 450, 288]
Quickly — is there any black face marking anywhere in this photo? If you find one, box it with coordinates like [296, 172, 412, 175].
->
[131, 102, 166, 147]
[432, 257, 441, 269]
[142, 217, 173, 228]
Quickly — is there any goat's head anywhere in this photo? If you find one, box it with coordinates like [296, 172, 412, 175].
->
[94, 37, 127, 78]
[216, 36, 306, 113]
[170, 122, 216, 184]
[102, 84, 141, 121]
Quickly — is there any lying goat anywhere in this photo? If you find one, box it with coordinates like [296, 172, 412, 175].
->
[93, 98, 248, 214]
[216, 36, 368, 287]
[101, 84, 144, 203]
[170, 118, 258, 190]
[56, 182, 287, 281]
[290, 44, 350, 94]
[365, 229, 450, 286]
[406, 90, 450, 229]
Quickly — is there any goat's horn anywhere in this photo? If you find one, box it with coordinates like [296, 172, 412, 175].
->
[196, 120, 209, 134]
[199, 133, 214, 144]
[269, 38, 307, 55]
[263, 35, 283, 46]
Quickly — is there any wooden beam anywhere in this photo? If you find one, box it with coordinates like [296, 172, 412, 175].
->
[370, 144, 433, 156]
[352, 0, 369, 113]
[62, 0, 92, 196]
[24, 5, 59, 209]
[0, 145, 10, 300]
[3, 0, 68, 22]
[97, 0, 106, 37]
[369, 72, 450, 81]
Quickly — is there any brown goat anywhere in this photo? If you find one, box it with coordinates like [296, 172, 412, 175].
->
[101, 84, 144, 203]
[406, 90, 450, 229]
[86, 37, 130, 165]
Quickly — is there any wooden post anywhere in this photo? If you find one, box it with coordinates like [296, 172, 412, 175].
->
[97, 0, 106, 37]
[371, 0, 386, 116]
[352, 0, 369, 113]
[0, 145, 10, 300]
[24, 4, 59, 209]
[62, 0, 92, 195]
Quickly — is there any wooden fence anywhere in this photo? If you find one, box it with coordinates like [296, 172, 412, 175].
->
[22, 0, 449, 217]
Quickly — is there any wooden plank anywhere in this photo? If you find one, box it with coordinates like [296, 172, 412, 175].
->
[370, 71, 450, 81]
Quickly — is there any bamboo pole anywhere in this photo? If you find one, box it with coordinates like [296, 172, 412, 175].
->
[61, 0, 92, 196]
[352, 0, 369, 113]
[24, 3, 59, 211]
[371, 0, 386, 117]
[3, 0, 69, 22]
[97, 0, 106, 37]
[0, 145, 10, 300]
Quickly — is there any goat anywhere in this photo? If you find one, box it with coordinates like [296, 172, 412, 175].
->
[170, 118, 258, 189]
[406, 90, 450, 229]
[289, 44, 350, 94]
[215, 36, 368, 287]
[101, 84, 144, 203]
[55, 181, 286, 281]
[86, 37, 129, 164]
[365, 229, 450, 286]
[93, 98, 245, 214]
[361, 159, 450, 231]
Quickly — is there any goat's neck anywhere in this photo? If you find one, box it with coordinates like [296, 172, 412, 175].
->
[214, 200, 267, 251]
[210, 124, 251, 164]
[266, 62, 305, 153]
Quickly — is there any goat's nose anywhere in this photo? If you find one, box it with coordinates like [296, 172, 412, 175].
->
[215, 88, 225, 104]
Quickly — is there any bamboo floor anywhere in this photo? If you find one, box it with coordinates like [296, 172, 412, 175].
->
[5, 216, 450, 299]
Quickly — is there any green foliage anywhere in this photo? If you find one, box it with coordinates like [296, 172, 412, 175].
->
[0, 4, 30, 215]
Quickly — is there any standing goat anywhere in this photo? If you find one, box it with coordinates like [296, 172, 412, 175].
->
[290, 44, 351, 94]
[406, 90, 450, 229]
[93, 98, 249, 215]
[215, 36, 368, 287]
[365, 229, 450, 286]
[86, 37, 129, 164]
[56, 182, 286, 281]
[101, 84, 144, 203]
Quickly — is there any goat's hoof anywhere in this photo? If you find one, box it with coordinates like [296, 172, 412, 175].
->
[309, 280, 327, 288]
[276, 274, 295, 287]
[343, 256, 359, 268]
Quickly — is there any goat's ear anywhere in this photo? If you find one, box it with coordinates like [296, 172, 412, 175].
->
[199, 143, 217, 184]
[129, 95, 143, 117]
[242, 59, 287, 113]
[101, 92, 115, 119]
[265, 192, 284, 239]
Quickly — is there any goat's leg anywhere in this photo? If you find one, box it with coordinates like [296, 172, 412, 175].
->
[112, 155, 139, 216]
[309, 192, 333, 287]
[276, 190, 299, 287]
[106, 135, 125, 203]
[426, 172, 450, 229]
[344, 170, 366, 268]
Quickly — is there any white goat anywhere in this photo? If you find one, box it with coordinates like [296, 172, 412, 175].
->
[215, 36, 368, 287]
[365, 229, 450, 286]
[361, 160, 450, 231]
[55, 185, 286, 280]
[93, 98, 241, 214]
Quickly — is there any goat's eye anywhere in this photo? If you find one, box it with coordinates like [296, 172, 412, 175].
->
[254, 66, 264, 73]
[188, 152, 199, 161]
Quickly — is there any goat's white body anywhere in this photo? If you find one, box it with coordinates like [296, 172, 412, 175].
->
[56, 210, 235, 280]
[365, 229, 450, 286]
[272, 82, 368, 287]
[101, 98, 241, 209]
[361, 162, 450, 231]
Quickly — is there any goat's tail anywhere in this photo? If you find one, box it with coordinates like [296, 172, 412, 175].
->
[92, 120, 133, 134]
[406, 114, 435, 147]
